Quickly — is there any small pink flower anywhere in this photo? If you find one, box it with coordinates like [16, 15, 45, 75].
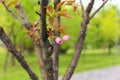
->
[33, 27, 38, 31]
[62, 35, 70, 41]
[55, 37, 63, 45]
[33, 21, 39, 27]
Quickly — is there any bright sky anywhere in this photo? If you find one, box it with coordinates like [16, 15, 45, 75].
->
[111, 0, 120, 6]
[76, 0, 120, 9]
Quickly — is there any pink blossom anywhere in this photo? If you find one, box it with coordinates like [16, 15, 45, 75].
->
[55, 37, 63, 45]
[62, 35, 70, 41]
[33, 27, 38, 31]
[33, 21, 39, 27]
[33, 21, 39, 31]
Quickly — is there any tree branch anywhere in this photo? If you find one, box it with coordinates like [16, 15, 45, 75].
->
[40, 0, 48, 40]
[0, 27, 38, 80]
[17, 2, 32, 30]
[53, 0, 61, 80]
[89, 0, 108, 20]
[2, 2, 22, 23]
[80, 0, 84, 12]
[62, 0, 108, 80]
[85, 0, 95, 15]
[62, 11, 89, 80]
[34, 43, 46, 80]
[2, 2, 32, 30]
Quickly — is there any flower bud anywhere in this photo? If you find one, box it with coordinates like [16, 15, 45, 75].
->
[62, 35, 70, 41]
[33, 21, 39, 27]
[55, 37, 63, 45]
[33, 27, 38, 31]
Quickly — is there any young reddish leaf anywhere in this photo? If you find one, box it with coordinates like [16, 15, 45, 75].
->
[57, 28, 66, 34]
[56, 9, 71, 18]
[57, 9, 68, 14]
[26, 30, 34, 37]
[48, 17, 54, 26]
[60, 25, 67, 29]
[55, 1, 65, 11]
[46, 5, 54, 14]
[49, 17, 58, 27]
[48, 32, 53, 37]
[58, 12, 71, 18]
[46, 11, 51, 16]
[65, 0, 75, 5]
[53, 18, 58, 27]
[56, 9, 67, 15]
[47, 28, 54, 37]
[7, 0, 18, 6]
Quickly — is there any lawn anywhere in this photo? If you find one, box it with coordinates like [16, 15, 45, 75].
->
[0, 48, 120, 80]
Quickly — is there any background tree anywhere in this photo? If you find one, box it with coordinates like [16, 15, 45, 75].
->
[78, 5, 120, 56]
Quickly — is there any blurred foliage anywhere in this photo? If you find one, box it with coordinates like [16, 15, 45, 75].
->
[60, 8, 81, 52]
[88, 5, 120, 48]
[0, 0, 39, 52]
[1, 48, 120, 79]
[61, 5, 120, 53]
[0, 1, 120, 53]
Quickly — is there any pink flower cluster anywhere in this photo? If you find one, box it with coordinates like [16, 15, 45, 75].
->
[55, 35, 70, 45]
[33, 21, 39, 31]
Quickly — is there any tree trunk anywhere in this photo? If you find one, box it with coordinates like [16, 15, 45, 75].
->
[39, 0, 54, 80]
[108, 44, 112, 55]
[53, 0, 61, 80]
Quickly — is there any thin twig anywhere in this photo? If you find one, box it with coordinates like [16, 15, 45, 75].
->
[2, 2, 22, 23]
[18, 2, 31, 28]
[2, 2, 32, 30]
[80, 0, 84, 12]
[89, 0, 108, 20]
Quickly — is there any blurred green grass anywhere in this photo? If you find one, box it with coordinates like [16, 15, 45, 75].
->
[0, 48, 120, 80]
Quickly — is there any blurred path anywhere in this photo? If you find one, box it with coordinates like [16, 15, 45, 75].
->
[59, 65, 120, 80]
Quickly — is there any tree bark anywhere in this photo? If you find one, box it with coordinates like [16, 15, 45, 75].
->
[0, 27, 38, 80]
[53, 0, 61, 80]
[39, 0, 54, 80]
[62, 12, 90, 80]
[62, 0, 95, 80]
[62, 0, 108, 79]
